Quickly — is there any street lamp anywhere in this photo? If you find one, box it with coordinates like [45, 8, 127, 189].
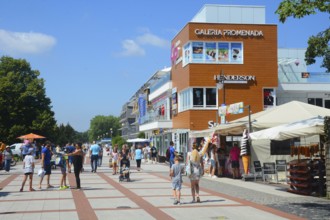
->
[214, 69, 226, 124]
[110, 128, 113, 138]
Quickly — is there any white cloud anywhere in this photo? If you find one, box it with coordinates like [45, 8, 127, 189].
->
[119, 39, 145, 57]
[0, 29, 56, 55]
[136, 33, 170, 48]
[118, 31, 170, 57]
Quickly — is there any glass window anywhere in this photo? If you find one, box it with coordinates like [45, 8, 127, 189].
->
[179, 89, 191, 111]
[183, 41, 243, 66]
[308, 98, 323, 107]
[179, 87, 217, 112]
[193, 88, 204, 107]
[206, 88, 216, 107]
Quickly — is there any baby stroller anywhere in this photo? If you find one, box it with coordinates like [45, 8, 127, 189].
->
[119, 155, 130, 182]
[119, 165, 130, 182]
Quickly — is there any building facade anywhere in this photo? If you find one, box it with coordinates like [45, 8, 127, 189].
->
[170, 5, 277, 152]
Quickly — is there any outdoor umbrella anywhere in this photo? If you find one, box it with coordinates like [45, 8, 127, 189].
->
[249, 117, 324, 141]
[126, 138, 149, 143]
[17, 133, 46, 140]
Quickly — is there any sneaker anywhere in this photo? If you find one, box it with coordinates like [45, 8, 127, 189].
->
[212, 175, 217, 179]
[177, 201, 181, 205]
[63, 185, 70, 189]
[59, 186, 65, 190]
[173, 199, 178, 205]
[191, 200, 196, 203]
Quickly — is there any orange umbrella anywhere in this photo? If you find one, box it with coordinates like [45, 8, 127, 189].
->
[17, 133, 46, 140]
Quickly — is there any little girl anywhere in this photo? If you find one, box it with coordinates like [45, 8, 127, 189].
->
[111, 147, 118, 175]
[20, 148, 35, 192]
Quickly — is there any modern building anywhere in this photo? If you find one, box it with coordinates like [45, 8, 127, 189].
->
[277, 48, 330, 108]
[170, 4, 277, 152]
[121, 4, 330, 159]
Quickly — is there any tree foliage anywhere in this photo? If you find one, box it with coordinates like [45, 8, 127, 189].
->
[138, 132, 145, 138]
[88, 115, 120, 142]
[276, 0, 330, 71]
[0, 56, 57, 144]
[55, 123, 89, 146]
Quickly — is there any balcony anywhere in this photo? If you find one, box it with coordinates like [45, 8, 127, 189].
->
[139, 108, 172, 132]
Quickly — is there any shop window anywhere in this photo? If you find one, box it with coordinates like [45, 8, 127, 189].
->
[308, 98, 323, 107]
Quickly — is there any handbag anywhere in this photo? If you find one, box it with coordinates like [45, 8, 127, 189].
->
[38, 168, 45, 178]
[186, 161, 192, 176]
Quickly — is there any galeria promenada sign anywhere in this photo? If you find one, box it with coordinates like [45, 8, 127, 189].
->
[195, 29, 264, 37]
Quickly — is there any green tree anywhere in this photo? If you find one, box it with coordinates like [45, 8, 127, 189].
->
[137, 132, 145, 138]
[112, 135, 126, 149]
[0, 56, 57, 143]
[276, 0, 330, 72]
[88, 115, 120, 142]
[55, 123, 89, 146]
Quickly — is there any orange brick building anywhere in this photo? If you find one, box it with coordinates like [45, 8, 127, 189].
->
[171, 6, 278, 133]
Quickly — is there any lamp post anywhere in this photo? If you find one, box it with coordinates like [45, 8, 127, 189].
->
[215, 70, 226, 124]
[110, 128, 113, 138]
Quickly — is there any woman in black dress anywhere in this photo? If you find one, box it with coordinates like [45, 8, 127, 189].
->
[67, 143, 84, 190]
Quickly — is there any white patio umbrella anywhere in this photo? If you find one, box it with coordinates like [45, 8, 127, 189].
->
[126, 138, 150, 143]
[249, 117, 324, 141]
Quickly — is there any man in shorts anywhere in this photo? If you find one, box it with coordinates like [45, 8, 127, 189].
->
[39, 141, 53, 189]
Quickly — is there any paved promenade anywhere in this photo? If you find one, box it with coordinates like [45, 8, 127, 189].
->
[0, 155, 329, 220]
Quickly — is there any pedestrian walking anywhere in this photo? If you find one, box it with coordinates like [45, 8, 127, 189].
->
[98, 145, 103, 167]
[20, 148, 35, 192]
[39, 141, 53, 189]
[169, 141, 175, 168]
[3, 146, 13, 172]
[89, 142, 100, 173]
[67, 143, 84, 190]
[187, 137, 212, 203]
[229, 143, 240, 179]
[208, 144, 218, 178]
[135, 144, 142, 171]
[111, 147, 119, 175]
[150, 144, 157, 164]
[170, 156, 184, 205]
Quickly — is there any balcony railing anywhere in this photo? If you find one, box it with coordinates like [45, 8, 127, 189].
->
[139, 109, 170, 125]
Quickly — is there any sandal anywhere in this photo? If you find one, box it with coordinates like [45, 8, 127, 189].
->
[19, 188, 23, 192]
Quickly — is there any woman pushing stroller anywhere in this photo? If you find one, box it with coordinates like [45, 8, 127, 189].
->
[119, 154, 130, 182]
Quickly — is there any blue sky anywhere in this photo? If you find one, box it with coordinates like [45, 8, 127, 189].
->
[0, 0, 328, 132]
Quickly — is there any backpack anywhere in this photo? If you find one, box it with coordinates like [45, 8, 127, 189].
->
[166, 148, 170, 161]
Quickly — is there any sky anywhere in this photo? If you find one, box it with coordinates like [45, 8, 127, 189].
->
[0, 0, 328, 132]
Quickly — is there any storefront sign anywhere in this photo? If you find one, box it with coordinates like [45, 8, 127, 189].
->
[171, 40, 182, 65]
[208, 120, 219, 128]
[195, 29, 264, 37]
[214, 74, 256, 84]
